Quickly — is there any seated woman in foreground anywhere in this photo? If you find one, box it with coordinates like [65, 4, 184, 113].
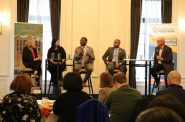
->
[53, 72, 91, 122]
[98, 72, 116, 104]
[0, 74, 41, 122]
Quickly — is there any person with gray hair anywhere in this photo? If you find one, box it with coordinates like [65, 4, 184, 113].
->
[106, 72, 141, 122]
[150, 37, 173, 88]
[157, 70, 185, 104]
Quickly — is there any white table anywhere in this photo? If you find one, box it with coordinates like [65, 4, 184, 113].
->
[124, 59, 154, 95]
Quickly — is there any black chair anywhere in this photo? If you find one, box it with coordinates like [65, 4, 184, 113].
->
[79, 69, 93, 95]
[76, 99, 109, 122]
[152, 70, 168, 93]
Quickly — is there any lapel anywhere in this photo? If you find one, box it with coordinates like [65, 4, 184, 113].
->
[161, 45, 166, 57]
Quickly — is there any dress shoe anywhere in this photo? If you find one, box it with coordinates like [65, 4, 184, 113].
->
[31, 74, 39, 78]
[34, 70, 38, 75]
[155, 82, 160, 88]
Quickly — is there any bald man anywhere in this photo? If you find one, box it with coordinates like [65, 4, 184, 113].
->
[102, 39, 127, 75]
[151, 37, 173, 88]
[157, 70, 185, 104]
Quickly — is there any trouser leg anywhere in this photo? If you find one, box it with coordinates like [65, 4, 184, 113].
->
[107, 62, 115, 76]
[151, 64, 164, 83]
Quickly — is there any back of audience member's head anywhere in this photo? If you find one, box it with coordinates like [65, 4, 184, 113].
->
[147, 94, 185, 120]
[10, 74, 32, 94]
[99, 72, 113, 88]
[167, 70, 181, 85]
[63, 72, 83, 91]
[130, 95, 156, 122]
[113, 72, 127, 84]
[136, 107, 183, 122]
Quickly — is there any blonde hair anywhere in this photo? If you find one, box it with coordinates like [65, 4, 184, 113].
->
[26, 39, 34, 48]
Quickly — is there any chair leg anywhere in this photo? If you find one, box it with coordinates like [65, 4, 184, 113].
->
[48, 81, 52, 94]
[152, 81, 155, 94]
[165, 77, 168, 88]
[87, 77, 93, 94]
[89, 78, 93, 94]
[151, 80, 159, 94]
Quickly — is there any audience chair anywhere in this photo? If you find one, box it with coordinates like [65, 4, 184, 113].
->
[152, 70, 168, 94]
[79, 69, 94, 94]
[76, 99, 109, 122]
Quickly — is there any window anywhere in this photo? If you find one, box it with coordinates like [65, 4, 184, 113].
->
[136, 0, 162, 80]
[28, 0, 52, 80]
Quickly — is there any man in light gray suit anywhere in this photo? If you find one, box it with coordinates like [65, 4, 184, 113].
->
[102, 39, 127, 75]
[74, 37, 95, 86]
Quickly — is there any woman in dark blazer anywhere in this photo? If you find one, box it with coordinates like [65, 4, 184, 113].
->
[22, 39, 42, 86]
[47, 38, 66, 94]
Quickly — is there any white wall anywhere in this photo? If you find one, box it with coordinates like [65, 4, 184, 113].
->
[173, 0, 185, 83]
[61, 0, 131, 77]
[0, 0, 16, 96]
[1, 0, 185, 96]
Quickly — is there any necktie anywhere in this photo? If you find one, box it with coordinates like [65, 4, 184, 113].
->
[81, 46, 85, 67]
[116, 49, 119, 65]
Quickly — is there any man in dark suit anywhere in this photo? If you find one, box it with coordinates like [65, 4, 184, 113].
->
[151, 37, 173, 88]
[102, 39, 127, 75]
[157, 70, 185, 104]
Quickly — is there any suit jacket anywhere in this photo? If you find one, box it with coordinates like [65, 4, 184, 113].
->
[22, 47, 38, 67]
[154, 45, 173, 73]
[74, 46, 95, 64]
[106, 84, 141, 122]
[102, 47, 126, 65]
[157, 84, 185, 105]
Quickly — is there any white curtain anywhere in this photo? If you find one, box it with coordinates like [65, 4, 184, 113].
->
[136, 0, 162, 80]
[175, 0, 185, 78]
[28, 0, 52, 80]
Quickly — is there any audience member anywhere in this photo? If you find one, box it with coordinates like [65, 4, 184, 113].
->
[22, 39, 42, 86]
[98, 72, 116, 104]
[74, 37, 95, 86]
[102, 39, 127, 75]
[47, 38, 66, 94]
[0, 74, 41, 122]
[136, 107, 183, 122]
[53, 72, 91, 122]
[147, 94, 185, 120]
[106, 72, 141, 122]
[130, 95, 156, 122]
[150, 37, 173, 88]
[157, 70, 185, 104]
